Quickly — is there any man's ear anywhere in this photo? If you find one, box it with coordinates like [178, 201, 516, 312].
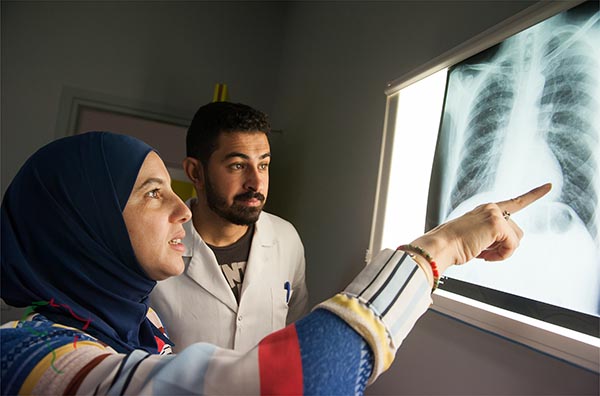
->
[183, 157, 204, 187]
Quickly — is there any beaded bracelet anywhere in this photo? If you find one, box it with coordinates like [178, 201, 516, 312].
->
[397, 244, 440, 292]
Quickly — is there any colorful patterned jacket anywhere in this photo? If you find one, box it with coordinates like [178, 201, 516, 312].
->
[1, 249, 432, 395]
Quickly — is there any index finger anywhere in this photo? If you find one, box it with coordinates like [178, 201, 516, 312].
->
[497, 183, 552, 215]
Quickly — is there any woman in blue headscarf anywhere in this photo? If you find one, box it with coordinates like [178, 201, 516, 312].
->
[0, 131, 550, 395]
[1, 132, 172, 355]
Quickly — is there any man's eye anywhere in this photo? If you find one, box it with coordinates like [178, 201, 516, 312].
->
[146, 189, 160, 199]
[230, 163, 244, 170]
[259, 163, 269, 170]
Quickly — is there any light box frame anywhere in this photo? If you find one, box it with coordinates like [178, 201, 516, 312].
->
[368, 0, 599, 373]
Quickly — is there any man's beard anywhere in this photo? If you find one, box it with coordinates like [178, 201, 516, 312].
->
[204, 175, 266, 226]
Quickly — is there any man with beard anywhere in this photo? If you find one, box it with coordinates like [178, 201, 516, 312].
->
[150, 102, 308, 352]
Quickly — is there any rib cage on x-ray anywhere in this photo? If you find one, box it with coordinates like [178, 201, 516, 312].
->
[447, 12, 599, 244]
[539, 27, 598, 241]
[435, 6, 600, 316]
[449, 61, 515, 212]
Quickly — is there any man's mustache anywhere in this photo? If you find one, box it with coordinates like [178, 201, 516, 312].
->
[234, 191, 265, 202]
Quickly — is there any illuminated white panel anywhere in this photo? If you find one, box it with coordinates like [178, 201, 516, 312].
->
[380, 69, 447, 249]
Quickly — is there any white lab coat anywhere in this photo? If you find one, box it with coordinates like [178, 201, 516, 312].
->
[149, 209, 309, 352]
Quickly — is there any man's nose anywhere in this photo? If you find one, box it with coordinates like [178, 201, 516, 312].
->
[244, 167, 263, 192]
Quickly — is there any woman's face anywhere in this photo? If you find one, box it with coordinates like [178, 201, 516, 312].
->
[123, 152, 192, 280]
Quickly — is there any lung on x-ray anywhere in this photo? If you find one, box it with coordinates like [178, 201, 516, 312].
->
[426, 1, 599, 327]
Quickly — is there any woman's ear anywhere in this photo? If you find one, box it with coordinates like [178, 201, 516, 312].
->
[182, 157, 204, 188]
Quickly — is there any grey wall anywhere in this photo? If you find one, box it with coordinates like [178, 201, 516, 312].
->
[2, 1, 598, 394]
[1, 0, 286, 195]
[266, 2, 598, 394]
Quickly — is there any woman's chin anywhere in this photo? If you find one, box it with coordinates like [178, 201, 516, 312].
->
[153, 260, 185, 281]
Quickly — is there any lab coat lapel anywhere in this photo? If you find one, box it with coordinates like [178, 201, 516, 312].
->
[184, 222, 238, 313]
[240, 213, 276, 299]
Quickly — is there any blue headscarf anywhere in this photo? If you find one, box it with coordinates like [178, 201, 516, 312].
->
[1, 131, 163, 354]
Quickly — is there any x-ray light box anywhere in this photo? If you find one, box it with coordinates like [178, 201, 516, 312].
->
[369, 0, 599, 373]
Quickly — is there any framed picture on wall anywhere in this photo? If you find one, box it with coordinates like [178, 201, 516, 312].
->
[56, 87, 196, 201]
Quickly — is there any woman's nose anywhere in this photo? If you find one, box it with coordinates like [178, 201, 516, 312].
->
[173, 195, 192, 223]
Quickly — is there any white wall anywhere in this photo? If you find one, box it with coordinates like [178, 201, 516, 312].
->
[2, 1, 598, 394]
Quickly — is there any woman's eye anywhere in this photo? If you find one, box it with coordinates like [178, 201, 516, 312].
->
[146, 189, 160, 199]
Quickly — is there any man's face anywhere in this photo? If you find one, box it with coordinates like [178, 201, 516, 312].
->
[203, 131, 270, 225]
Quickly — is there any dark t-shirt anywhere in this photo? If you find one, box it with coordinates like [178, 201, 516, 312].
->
[206, 224, 254, 303]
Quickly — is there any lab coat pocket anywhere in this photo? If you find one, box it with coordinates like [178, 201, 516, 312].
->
[271, 287, 290, 329]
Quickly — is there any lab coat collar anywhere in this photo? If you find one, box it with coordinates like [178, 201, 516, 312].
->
[181, 199, 276, 312]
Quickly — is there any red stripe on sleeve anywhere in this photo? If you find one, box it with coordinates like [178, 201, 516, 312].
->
[258, 324, 303, 395]
[154, 335, 166, 354]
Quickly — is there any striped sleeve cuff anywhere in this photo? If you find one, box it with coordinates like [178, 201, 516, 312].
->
[315, 249, 432, 383]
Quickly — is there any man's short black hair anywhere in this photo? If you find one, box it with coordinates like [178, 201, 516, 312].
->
[186, 102, 271, 165]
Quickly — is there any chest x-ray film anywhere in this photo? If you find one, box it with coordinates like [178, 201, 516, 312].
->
[426, 1, 600, 331]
